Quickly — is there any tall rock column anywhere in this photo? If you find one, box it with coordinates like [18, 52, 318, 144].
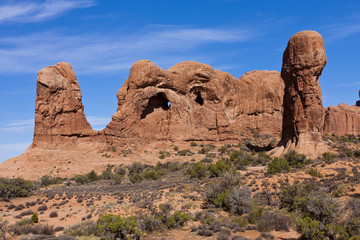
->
[271, 31, 329, 157]
[33, 62, 95, 145]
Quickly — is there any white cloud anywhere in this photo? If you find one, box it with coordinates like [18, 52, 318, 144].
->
[337, 81, 360, 87]
[0, 0, 95, 23]
[0, 119, 34, 132]
[0, 26, 253, 75]
[0, 142, 31, 164]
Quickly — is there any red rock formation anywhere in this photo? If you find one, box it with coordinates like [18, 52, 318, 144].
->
[271, 31, 329, 157]
[33, 62, 96, 146]
[324, 103, 360, 136]
[103, 60, 284, 146]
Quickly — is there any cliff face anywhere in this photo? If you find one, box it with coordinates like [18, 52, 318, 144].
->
[33, 62, 96, 146]
[103, 60, 284, 146]
[1, 30, 360, 180]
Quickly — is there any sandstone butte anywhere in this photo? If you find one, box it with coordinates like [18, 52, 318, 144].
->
[1, 30, 360, 180]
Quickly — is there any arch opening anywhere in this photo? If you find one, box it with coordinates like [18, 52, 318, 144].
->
[141, 92, 170, 119]
[195, 91, 203, 106]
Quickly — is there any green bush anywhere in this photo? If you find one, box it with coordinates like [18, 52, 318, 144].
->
[227, 151, 253, 170]
[39, 175, 63, 187]
[96, 214, 140, 240]
[143, 169, 164, 180]
[177, 149, 192, 156]
[186, 162, 209, 179]
[322, 152, 335, 161]
[306, 167, 323, 178]
[159, 151, 170, 159]
[267, 157, 290, 174]
[190, 141, 197, 147]
[208, 160, 231, 177]
[283, 150, 309, 167]
[87, 170, 99, 182]
[31, 212, 39, 224]
[167, 211, 192, 229]
[129, 173, 144, 184]
[64, 220, 98, 237]
[0, 178, 33, 199]
[101, 165, 114, 180]
[74, 175, 90, 185]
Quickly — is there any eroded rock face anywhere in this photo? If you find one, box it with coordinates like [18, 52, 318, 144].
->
[103, 60, 284, 146]
[33, 62, 96, 146]
[324, 103, 360, 136]
[272, 31, 329, 157]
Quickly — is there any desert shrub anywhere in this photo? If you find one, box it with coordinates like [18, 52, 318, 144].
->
[306, 167, 323, 178]
[9, 224, 54, 235]
[227, 151, 252, 170]
[257, 211, 290, 232]
[190, 141, 197, 147]
[143, 169, 164, 180]
[127, 162, 144, 175]
[15, 218, 32, 226]
[0, 218, 7, 240]
[322, 152, 335, 161]
[167, 211, 192, 229]
[167, 161, 181, 172]
[101, 165, 113, 180]
[129, 173, 143, 184]
[39, 175, 63, 187]
[178, 149, 192, 156]
[267, 157, 290, 174]
[0, 178, 33, 200]
[338, 146, 354, 157]
[74, 175, 90, 185]
[63, 220, 97, 237]
[305, 191, 340, 224]
[96, 214, 140, 240]
[37, 204, 48, 211]
[346, 198, 360, 219]
[205, 172, 242, 209]
[252, 152, 272, 166]
[227, 186, 252, 215]
[159, 151, 170, 159]
[114, 166, 126, 177]
[19, 210, 34, 217]
[137, 215, 163, 233]
[208, 160, 231, 177]
[296, 217, 348, 240]
[186, 162, 209, 179]
[247, 204, 265, 224]
[87, 170, 99, 182]
[49, 211, 58, 218]
[31, 212, 39, 223]
[283, 150, 309, 167]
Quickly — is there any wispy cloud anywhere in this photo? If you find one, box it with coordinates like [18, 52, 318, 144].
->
[337, 81, 360, 87]
[0, 26, 253, 74]
[0, 119, 34, 132]
[0, 0, 95, 23]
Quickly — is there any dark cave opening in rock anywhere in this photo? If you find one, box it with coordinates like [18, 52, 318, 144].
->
[140, 93, 170, 119]
[195, 91, 203, 106]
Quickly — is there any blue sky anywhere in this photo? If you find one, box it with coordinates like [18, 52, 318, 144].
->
[0, 0, 360, 163]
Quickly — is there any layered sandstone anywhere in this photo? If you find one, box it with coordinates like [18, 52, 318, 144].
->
[3, 30, 360, 180]
[33, 62, 96, 147]
[104, 61, 284, 146]
[271, 31, 329, 157]
[324, 103, 360, 136]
